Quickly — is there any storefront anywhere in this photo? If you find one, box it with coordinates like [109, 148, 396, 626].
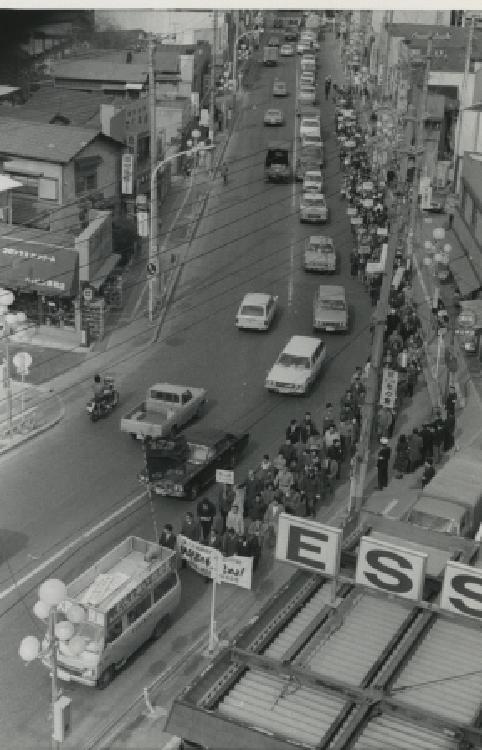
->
[0, 225, 79, 327]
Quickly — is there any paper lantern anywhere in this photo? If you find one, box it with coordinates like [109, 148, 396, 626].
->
[39, 579, 67, 607]
[33, 599, 50, 621]
[66, 604, 85, 624]
[19, 636, 40, 662]
[68, 635, 87, 657]
[55, 620, 74, 642]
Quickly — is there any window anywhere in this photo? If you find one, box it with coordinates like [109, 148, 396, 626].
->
[126, 594, 151, 626]
[181, 390, 192, 404]
[75, 171, 97, 195]
[106, 617, 123, 644]
[153, 572, 177, 602]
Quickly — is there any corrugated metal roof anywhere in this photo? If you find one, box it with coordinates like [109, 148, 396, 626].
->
[0, 118, 102, 162]
[391, 618, 482, 724]
[296, 593, 410, 686]
[352, 714, 459, 749]
[52, 60, 148, 83]
[218, 670, 346, 747]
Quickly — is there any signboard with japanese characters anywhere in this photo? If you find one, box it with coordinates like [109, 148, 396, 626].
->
[419, 176, 432, 210]
[380, 367, 398, 409]
[216, 469, 235, 485]
[121, 153, 134, 195]
[177, 535, 252, 589]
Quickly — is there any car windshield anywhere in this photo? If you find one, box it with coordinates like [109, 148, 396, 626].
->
[319, 300, 345, 310]
[278, 353, 311, 369]
[241, 305, 264, 316]
[304, 135, 320, 144]
[303, 120, 319, 128]
[311, 244, 331, 254]
[304, 197, 324, 207]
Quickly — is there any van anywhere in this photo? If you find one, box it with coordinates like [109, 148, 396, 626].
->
[42, 537, 181, 689]
[313, 285, 348, 332]
[265, 335, 326, 394]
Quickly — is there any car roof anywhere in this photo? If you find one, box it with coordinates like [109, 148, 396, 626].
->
[266, 108, 282, 114]
[309, 235, 332, 244]
[241, 292, 272, 305]
[303, 192, 324, 199]
[283, 335, 323, 354]
[267, 140, 291, 150]
[317, 284, 346, 298]
[150, 383, 198, 393]
[304, 170, 322, 177]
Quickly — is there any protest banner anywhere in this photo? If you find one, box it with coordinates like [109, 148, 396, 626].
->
[177, 535, 253, 589]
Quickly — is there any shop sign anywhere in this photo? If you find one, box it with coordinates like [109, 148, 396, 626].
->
[419, 176, 432, 209]
[121, 153, 134, 195]
[216, 469, 234, 484]
[2, 246, 55, 263]
[441, 561, 482, 621]
[356, 537, 427, 601]
[380, 367, 398, 408]
[137, 210, 149, 238]
[275, 514, 342, 575]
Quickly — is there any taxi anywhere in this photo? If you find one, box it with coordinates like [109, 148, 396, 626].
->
[299, 193, 328, 224]
[236, 292, 279, 331]
[303, 235, 336, 273]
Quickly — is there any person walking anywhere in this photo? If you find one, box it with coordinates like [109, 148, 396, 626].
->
[159, 523, 177, 550]
[181, 511, 200, 541]
[218, 483, 235, 533]
[376, 437, 391, 490]
[285, 418, 301, 445]
[445, 385, 457, 417]
[221, 527, 239, 557]
[226, 504, 244, 537]
[421, 458, 436, 488]
[221, 162, 228, 185]
[407, 428, 423, 471]
[264, 494, 283, 546]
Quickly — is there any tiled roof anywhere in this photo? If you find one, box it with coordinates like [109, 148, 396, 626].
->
[0, 118, 104, 162]
[52, 60, 148, 83]
[0, 88, 114, 128]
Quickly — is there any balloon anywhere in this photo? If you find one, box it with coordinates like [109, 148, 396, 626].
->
[19, 636, 40, 662]
[33, 600, 50, 621]
[68, 635, 86, 657]
[39, 579, 67, 607]
[66, 604, 85, 624]
[55, 620, 74, 642]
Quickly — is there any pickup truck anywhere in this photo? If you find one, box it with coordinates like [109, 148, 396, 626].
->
[121, 383, 207, 440]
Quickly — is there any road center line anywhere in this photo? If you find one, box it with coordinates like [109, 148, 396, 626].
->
[0, 491, 147, 602]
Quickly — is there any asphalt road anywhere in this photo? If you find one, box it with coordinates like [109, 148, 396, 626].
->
[0, 32, 373, 749]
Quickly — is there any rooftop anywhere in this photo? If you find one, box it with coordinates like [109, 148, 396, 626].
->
[0, 88, 116, 129]
[51, 60, 148, 84]
[0, 86, 20, 99]
[0, 118, 110, 163]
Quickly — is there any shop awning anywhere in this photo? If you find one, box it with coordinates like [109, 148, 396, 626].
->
[449, 251, 481, 296]
[0, 226, 78, 297]
[90, 253, 120, 291]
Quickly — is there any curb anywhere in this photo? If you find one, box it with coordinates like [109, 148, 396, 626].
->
[0, 394, 64, 455]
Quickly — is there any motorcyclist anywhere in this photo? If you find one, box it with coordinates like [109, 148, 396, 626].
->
[93, 374, 104, 403]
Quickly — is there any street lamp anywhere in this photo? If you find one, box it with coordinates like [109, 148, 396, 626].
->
[19, 578, 78, 749]
[0, 287, 14, 436]
[148, 144, 215, 321]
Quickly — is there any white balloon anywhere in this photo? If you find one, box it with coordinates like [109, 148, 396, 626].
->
[19, 636, 40, 662]
[33, 599, 50, 620]
[55, 620, 74, 642]
[68, 635, 86, 657]
[66, 604, 85, 624]
[39, 579, 67, 607]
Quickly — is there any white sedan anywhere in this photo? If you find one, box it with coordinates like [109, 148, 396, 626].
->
[264, 108, 284, 126]
[303, 235, 336, 272]
[302, 170, 323, 193]
[236, 292, 279, 330]
[301, 133, 323, 150]
[280, 43, 294, 56]
[299, 117, 321, 139]
[299, 193, 328, 223]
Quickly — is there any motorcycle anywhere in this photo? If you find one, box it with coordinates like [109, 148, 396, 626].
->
[86, 376, 119, 422]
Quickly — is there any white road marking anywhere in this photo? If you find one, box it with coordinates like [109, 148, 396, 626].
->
[382, 499, 399, 517]
[0, 491, 147, 602]
[287, 63, 299, 308]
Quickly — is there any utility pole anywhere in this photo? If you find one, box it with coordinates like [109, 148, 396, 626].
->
[351, 208, 403, 513]
[148, 35, 158, 323]
[210, 9, 218, 163]
[454, 16, 474, 191]
[232, 11, 239, 114]
[382, 9, 394, 100]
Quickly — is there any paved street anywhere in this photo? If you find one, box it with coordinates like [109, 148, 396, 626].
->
[0, 32, 382, 749]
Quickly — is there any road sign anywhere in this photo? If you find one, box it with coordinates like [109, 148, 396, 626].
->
[13, 351, 32, 375]
[83, 288, 93, 303]
[121, 153, 134, 195]
[216, 469, 234, 485]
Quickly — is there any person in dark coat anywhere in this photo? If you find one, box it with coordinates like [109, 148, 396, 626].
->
[197, 497, 217, 542]
[181, 511, 200, 541]
[445, 386, 457, 417]
[443, 413, 456, 450]
[300, 411, 320, 443]
[249, 493, 267, 521]
[431, 415, 445, 463]
[393, 434, 409, 477]
[420, 423, 433, 462]
[421, 459, 436, 488]
[406, 359, 419, 397]
[159, 523, 176, 550]
[221, 527, 238, 557]
[407, 428, 423, 471]
[377, 438, 391, 489]
[218, 484, 235, 533]
[243, 469, 260, 518]
[285, 418, 301, 445]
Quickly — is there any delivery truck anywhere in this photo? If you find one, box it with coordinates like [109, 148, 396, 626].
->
[121, 382, 207, 440]
[263, 46, 278, 66]
[41, 536, 181, 688]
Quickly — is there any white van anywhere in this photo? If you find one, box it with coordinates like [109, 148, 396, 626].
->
[42, 537, 180, 689]
[265, 335, 326, 394]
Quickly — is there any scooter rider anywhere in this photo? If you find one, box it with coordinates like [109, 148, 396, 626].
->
[93, 374, 105, 404]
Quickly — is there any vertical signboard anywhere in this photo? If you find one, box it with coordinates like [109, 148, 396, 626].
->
[275, 513, 342, 575]
[440, 561, 482, 621]
[355, 537, 427, 601]
[122, 153, 134, 195]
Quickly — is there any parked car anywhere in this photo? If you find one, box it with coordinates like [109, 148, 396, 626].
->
[296, 155, 322, 182]
[273, 80, 288, 96]
[280, 43, 294, 56]
[265, 335, 326, 395]
[303, 235, 336, 273]
[301, 133, 323, 150]
[264, 108, 284, 126]
[297, 87, 316, 105]
[302, 170, 323, 193]
[299, 193, 328, 223]
[236, 292, 278, 330]
[300, 72, 316, 87]
[299, 117, 321, 139]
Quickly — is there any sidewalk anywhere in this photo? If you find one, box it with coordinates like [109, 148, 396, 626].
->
[0, 381, 63, 455]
